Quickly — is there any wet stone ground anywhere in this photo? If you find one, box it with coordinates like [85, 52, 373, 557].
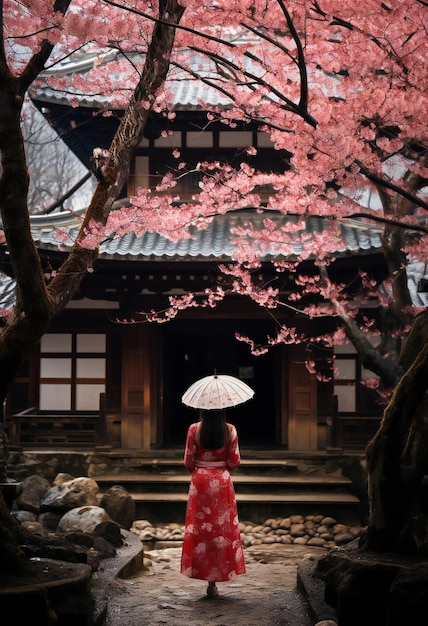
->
[102, 543, 325, 626]
[101, 514, 359, 625]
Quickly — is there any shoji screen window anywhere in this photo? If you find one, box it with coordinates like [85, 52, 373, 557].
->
[40, 333, 106, 411]
[334, 357, 356, 412]
[334, 341, 357, 413]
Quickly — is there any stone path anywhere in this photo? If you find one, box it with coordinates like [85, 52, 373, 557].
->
[101, 543, 329, 626]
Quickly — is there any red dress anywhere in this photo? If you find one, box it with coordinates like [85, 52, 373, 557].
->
[180, 422, 246, 582]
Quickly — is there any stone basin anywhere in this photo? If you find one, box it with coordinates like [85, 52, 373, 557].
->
[0, 558, 94, 625]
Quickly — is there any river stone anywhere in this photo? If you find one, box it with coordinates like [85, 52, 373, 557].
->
[41, 476, 99, 511]
[57, 505, 111, 533]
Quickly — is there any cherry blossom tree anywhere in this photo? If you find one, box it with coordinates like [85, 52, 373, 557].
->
[0, 0, 427, 576]
[0, 0, 187, 573]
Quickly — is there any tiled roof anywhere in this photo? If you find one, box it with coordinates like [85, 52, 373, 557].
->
[3, 211, 428, 309]
[31, 46, 336, 112]
[30, 49, 235, 110]
[29, 208, 384, 262]
[0, 273, 16, 310]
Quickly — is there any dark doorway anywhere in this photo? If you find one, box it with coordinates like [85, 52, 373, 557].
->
[162, 320, 280, 447]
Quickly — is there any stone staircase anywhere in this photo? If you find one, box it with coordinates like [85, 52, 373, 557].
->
[95, 451, 362, 525]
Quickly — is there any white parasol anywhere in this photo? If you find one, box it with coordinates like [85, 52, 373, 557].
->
[181, 373, 255, 410]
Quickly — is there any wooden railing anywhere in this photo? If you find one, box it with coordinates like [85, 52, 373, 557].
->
[6, 393, 381, 452]
[335, 416, 381, 449]
[9, 399, 108, 448]
[327, 396, 382, 450]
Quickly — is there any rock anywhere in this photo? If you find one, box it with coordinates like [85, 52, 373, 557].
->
[290, 523, 306, 537]
[18, 522, 94, 568]
[27, 543, 90, 564]
[315, 547, 428, 626]
[388, 563, 428, 626]
[14, 474, 51, 513]
[11, 510, 36, 523]
[0, 559, 94, 625]
[93, 520, 123, 547]
[133, 519, 153, 531]
[321, 517, 336, 526]
[41, 476, 99, 512]
[139, 530, 156, 541]
[308, 537, 326, 547]
[93, 535, 117, 559]
[37, 511, 63, 531]
[305, 520, 317, 530]
[64, 531, 95, 549]
[334, 532, 354, 545]
[53, 472, 76, 486]
[57, 505, 111, 533]
[100, 484, 136, 530]
[128, 514, 364, 551]
[332, 523, 348, 535]
[262, 536, 277, 544]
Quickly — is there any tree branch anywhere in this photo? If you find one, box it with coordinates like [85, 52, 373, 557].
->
[189, 44, 317, 127]
[47, 0, 185, 309]
[318, 266, 400, 387]
[276, 0, 309, 111]
[355, 160, 428, 212]
[31, 171, 93, 216]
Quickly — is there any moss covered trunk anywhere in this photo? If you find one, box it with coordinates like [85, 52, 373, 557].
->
[365, 312, 428, 556]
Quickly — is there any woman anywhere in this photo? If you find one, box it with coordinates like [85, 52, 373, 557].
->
[180, 409, 246, 597]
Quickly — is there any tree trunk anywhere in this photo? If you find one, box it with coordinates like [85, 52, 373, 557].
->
[0, 0, 184, 575]
[365, 312, 428, 556]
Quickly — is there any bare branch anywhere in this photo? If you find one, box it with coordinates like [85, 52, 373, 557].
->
[276, 0, 309, 110]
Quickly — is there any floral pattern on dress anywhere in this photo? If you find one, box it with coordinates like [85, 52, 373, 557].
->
[180, 422, 246, 582]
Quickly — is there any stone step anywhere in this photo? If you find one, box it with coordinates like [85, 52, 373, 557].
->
[120, 491, 361, 525]
[96, 458, 300, 475]
[96, 472, 361, 525]
[119, 491, 359, 505]
[96, 472, 353, 494]
[96, 472, 351, 483]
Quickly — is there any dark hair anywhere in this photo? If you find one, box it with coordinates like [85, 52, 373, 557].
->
[199, 410, 229, 449]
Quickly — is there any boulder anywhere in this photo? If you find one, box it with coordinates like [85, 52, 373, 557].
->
[41, 476, 99, 512]
[57, 505, 111, 533]
[11, 510, 37, 523]
[93, 520, 123, 547]
[14, 475, 51, 514]
[37, 511, 63, 531]
[100, 484, 136, 530]
[315, 545, 428, 626]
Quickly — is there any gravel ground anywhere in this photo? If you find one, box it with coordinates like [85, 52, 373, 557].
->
[101, 542, 329, 626]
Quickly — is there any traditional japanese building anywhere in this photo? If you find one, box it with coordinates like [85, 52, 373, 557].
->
[3, 48, 410, 454]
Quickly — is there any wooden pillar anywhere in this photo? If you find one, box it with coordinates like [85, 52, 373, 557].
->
[121, 325, 158, 450]
[287, 345, 318, 451]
